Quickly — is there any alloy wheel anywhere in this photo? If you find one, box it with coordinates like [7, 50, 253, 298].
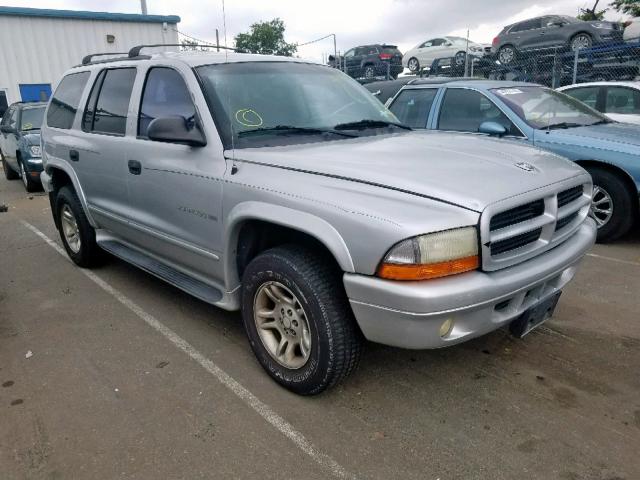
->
[454, 52, 466, 67]
[498, 47, 515, 64]
[408, 58, 419, 72]
[571, 34, 592, 51]
[589, 185, 614, 228]
[253, 281, 312, 370]
[61, 204, 82, 253]
[20, 162, 28, 189]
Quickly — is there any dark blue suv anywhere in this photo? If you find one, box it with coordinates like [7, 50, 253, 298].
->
[0, 102, 46, 192]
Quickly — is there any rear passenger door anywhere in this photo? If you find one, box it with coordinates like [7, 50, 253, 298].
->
[124, 65, 225, 282]
[75, 67, 137, 234]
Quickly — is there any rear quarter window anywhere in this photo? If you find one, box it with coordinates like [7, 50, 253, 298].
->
[47, 72, 91, 129]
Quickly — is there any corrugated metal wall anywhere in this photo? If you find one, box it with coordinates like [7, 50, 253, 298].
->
[0, 15, 179, 103]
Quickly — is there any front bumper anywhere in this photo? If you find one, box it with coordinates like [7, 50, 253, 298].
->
[40, 169, 54, 193]
[344, 219, 596, 349]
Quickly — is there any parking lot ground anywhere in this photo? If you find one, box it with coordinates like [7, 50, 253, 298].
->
[1, 177, 639, 480]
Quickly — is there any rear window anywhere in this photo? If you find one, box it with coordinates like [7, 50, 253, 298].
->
[381, 46, 400, 54]
[83, 68, 136, 136]
[47, 72, 90, 129]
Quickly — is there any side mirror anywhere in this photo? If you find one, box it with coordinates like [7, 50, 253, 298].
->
[0, 125, 13, 134]
[147, 116, 206, 147]
[479, 121, 507, 137]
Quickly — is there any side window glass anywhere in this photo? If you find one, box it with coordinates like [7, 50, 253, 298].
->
[563, 87, 599, 110]
[138, 67, 196, 139]
[605, 87, 640, 114]
[438, 89, 521, 136]
[1, 107, 12, 125]
[344, 49, 355, 58]
[82, 70, 106, 131]
[47, 71, 90, 129]
[431, 39, 445, 46]
[87, 68, 136, 136]
[389, 89, 437, 129]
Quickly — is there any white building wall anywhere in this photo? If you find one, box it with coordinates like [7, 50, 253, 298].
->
[0, 15, 178, 103]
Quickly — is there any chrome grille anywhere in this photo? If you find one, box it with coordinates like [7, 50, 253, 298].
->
[480, 176, 592, 272]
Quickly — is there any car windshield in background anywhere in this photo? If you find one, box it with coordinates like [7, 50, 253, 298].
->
[196, 62, 401, 148]
[20, 107, 45, 131]
[492, 86, 608, 129]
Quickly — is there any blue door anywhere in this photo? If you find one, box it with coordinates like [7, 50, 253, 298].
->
[19, 83, 52, 102]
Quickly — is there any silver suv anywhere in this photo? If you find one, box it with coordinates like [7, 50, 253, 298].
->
[41, 47, 596, 395]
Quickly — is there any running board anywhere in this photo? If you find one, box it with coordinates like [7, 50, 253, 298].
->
[97, 240, 223, 305]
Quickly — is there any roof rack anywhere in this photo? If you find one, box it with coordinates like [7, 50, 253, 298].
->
[82, 52, 129, 65]
[128, 43, 241, 58]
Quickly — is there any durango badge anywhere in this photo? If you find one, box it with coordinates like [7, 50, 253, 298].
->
[514, 162, 537, 172]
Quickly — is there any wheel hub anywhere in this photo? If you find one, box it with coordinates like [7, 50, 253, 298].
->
[61, 204, 81, 253]
[589, 185, 613, 228]
[253, 281, 311, 369]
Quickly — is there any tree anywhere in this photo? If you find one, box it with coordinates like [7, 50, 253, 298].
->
[180, 39, 208, 51]
[610, 0, 640, 17]
[234, 18, 297, 56]
[577, 0, 607, 20]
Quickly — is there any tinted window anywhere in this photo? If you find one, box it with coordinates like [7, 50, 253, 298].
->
[389, 89, 437, 128]
[88, 68, 136, 135]
[138, 68, 196, 138]
[1, 107, 14, 126]
[47, 71, 90, 129]
[9, 108, 18, 128]
[604, 87, 640, 114]
[563, 86, 599, 110]
[511, 19, 541, 32]
[82, 70, 106, 132]
[431, 38, 446, 46]
[438, 88, 521, 136]
[20, 107, 45, 131]
[344, 49, 355, 58]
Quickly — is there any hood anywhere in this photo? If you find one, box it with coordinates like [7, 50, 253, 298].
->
[543, 122, 640, 154]
[22, 132, 41, 146]
[230, 131, 586, 212]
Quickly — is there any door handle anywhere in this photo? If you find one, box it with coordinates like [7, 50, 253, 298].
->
[69, 149, 79, 162]
[128, 159, 142, 175]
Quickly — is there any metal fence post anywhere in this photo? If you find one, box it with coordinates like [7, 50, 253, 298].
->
[386, 62, 390, 80]
[572, 47, 580, 85]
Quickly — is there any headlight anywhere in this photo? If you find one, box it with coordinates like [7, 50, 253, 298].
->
[470, 46, 483, 52]
[591, 23, 612, 29]
[378, 227, 479, 281]
[29, 145, 41, 157]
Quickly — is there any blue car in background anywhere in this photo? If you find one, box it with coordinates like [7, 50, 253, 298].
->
[386, 79, 640, 242]
[0, 101, 46, 192]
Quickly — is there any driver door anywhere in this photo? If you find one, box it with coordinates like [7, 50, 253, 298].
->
[124, 65, 226, 281]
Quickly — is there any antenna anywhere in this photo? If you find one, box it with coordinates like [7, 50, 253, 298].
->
[221, 0, 237, 173]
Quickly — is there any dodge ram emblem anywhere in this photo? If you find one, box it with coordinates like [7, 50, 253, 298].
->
[515, 162, 537, 172]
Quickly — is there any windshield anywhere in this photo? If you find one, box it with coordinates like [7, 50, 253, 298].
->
[491, 86, 608, 129]
[196, 61, 400, 148]
[20, 107, 45, 131]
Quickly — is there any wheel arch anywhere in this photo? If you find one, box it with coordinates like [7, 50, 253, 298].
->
[45, 162, 98, 228]
[224, 201, 355, 288]
[575, 159, 638, 197]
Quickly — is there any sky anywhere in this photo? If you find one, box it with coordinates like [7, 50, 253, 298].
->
[1, 0, 631, 61]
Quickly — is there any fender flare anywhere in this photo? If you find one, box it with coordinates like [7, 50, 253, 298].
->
[224, 201, 355, 287]
[44, 159, 98, 228]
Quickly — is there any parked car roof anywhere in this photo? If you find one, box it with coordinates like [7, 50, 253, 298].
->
[557, 81, 640, 90]
[404, 79, 539, 89]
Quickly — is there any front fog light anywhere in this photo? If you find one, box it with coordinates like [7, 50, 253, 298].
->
[439, 318, 454, 337]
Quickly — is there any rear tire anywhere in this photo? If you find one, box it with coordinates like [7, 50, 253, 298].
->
[363, 64, 375, 79]
[454, 51, 467, 67]
[55, 186, 103, 267]
[586, 167, 637, 242]
[241, 245, 363, 395]
[570, 33, 592, 51]
[498, 45, 516, 65]
[2, 152, 18, 180]
[407, 57, 420, 73]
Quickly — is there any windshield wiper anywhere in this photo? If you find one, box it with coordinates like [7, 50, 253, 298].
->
[545, 122, 583, 130]
[589, 119, 611, 126]
[237, 125, 357, 138]
[333, 119, 412, 131]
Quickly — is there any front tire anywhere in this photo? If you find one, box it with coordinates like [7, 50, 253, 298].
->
[587, 167, 637, 242]
[55, 186, 103, 267]
[363, 64, 375, 79]
[241, 245, 362, 395]
[2, 152, 19, 180]
[19, 159, 40, 192]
